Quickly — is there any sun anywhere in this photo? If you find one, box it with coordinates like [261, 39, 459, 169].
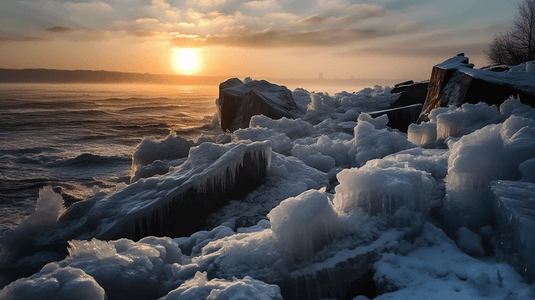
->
[173, 49, 200, 74]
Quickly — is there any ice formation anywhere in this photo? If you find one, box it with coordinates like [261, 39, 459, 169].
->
[4, 74, 535, 299]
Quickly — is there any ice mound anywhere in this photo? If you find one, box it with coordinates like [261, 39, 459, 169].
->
[268, 190, 340, 263]
[0, 266, 105, 300]
[162, 271, 283, 300]
[333, 163, 438, 215]
[351, 113, 417, 167]
[492, 180, 535, 283]
[131, 133, 194, 178]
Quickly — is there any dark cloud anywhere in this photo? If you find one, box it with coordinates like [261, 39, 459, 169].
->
[340, 43, 487, 58]
[47, 26, 74, 33]
[171, 26, 385, 48]
[0, 36, 46, 43]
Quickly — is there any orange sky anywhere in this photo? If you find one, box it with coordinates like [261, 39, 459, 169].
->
[0, 0, 524, 83]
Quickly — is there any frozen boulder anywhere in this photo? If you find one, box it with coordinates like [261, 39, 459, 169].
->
[217, 78, 299, 132]
[390, 80, 429, 107]
[418, 54, 535, 123]
[492, 180, 535, 283]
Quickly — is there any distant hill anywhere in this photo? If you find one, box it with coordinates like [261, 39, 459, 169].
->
[0, 68, 228, 85]
[0, 68, 398, 89]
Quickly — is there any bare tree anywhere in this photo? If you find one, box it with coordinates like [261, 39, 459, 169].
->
[486, 0, 535, 65]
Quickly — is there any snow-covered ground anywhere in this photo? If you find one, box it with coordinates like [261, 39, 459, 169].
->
[2, 79, 535, 300]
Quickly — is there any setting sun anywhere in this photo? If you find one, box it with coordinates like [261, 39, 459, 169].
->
[172, 49, 200, 74]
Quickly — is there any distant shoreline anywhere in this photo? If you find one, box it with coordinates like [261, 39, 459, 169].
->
[0, 68, 401, 88]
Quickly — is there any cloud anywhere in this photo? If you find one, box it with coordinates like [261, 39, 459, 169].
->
[63, 1, 113, 13]
[171, 25, 384, 48]
[47, 26, 74, 33]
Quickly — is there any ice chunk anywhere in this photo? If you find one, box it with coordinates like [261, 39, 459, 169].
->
[233, 127, 293, 156]
[350, 113, 417, 167]
[456, 227, 485, 257]
[492, 180, 535, 283]
[407, 122, 437, 148]
[162, 271, 283, 300]
[25, 186, 65, 227]
[0, 266, 105, 300]
[51, 237, 181, 299]
[333, 164, 438, 215]
[268, 190, 339, 263]
[131, 132, 194, 178]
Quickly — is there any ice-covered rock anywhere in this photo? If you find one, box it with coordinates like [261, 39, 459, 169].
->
[492, 180, 535, 283]
[217, 78, 299, 132]
[390, 80, 429, 107]
[0, 141, 272, 276]
[418, 55, 535, 123]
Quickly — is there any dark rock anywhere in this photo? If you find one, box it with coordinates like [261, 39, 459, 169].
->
[218, 78, 299, 132]
[368, 104, 423, 132]
[417, 55, 535, 123]
[390, 80, 429, 107]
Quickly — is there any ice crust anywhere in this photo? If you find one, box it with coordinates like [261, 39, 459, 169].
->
[4, 83, 535, 299]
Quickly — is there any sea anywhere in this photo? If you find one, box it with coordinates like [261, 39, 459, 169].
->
[0, 83, 221, 235]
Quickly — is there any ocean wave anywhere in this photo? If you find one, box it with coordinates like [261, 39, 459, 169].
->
[14, 153, 130, 168]
[0, 147, 60, 155]
[53, 153, 130, 168]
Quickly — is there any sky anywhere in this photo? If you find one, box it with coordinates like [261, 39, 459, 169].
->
[0, 0, 524, 83]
